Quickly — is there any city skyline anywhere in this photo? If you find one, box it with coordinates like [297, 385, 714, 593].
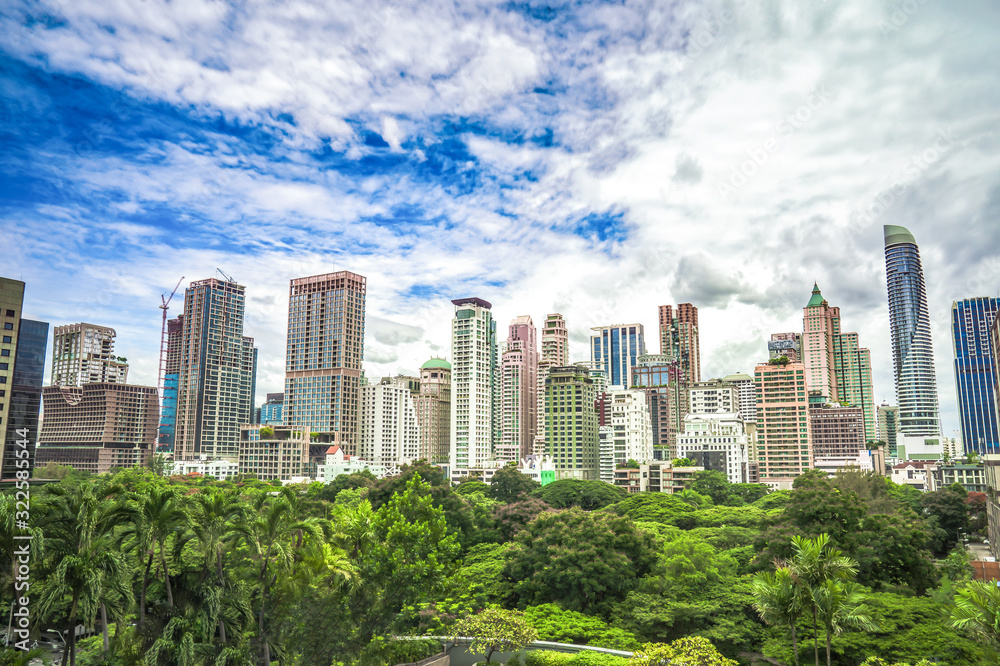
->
[4, 1, 1000, 441]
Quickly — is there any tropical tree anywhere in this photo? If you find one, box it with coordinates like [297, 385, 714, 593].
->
[455, 606, 538, 663]
[950, 580, 1000, 649]
[37, 484, 133, 666]
[629, 636, 737, 666]
[751, 567, 803, 666]
[785, 534, 858, 666]
[812, 579, 876, 666]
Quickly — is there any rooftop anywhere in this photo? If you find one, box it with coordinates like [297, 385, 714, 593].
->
[884, 224, 917, 247]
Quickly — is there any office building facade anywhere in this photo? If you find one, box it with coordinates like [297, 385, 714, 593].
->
[450, 297, 497, 469]
[952, 297, 1000, 454]
[284, 272, 366, 455]
[175, 278, 258, 462]
[544, 365, 599, 480]
[590, 323, 645, 389]
[884, 225, 941, 436]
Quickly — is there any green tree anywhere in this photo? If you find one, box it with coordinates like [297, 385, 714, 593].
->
[505, 508, 656, 615]
[609, 492, 696, 527]
[751, 567, 803, 666]
[531, 478, 626, 510]
[689, 470, 733, 506]
[522, 604, 640, 650]
[919, 485, 969, 556]
[672, 457, 697, 467]
[494, 497, 552, 542]
[950, 580, 1000, 649]
[629, 636, 737, 666]
[457, 606, 538, 663]
[812, 580, 876, 666]
[489, 465, 541, 504]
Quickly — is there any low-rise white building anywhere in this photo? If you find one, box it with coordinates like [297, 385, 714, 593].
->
[171, 457, 240, 480]
[316, 445, 389, 483]
[676, 412, 749, 484]
[449, 456, 555, 485]
[891, 461, 937, 491]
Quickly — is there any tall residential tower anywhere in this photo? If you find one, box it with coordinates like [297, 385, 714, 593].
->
[450, 297, 497, 469]
[952, 297, 1000, 454]
[499, 315, 538, 462]
[884, 225, 941, 436]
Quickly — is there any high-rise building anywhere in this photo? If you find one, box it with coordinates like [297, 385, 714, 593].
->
[175, 277, 258, 462]
[499, 316, 538, 462]
[450, 297, 497, 469]
[415, 358, 451, 464]
[833, 332, 876, 443]
[884, 225, 941, 436]
[952, 297, 1000, 454]
[676, 412, 750, 484]
[0, 278, 48, 480]
[36, 383, 158, 473]
[721, 373, 757, 423]
[658, 304, 700, 385]
[632, 354, 681, 459]
[809, 393, 866, 459]
[768, 333, 802, 363]
[878, 404, 901, 457]
[51, 323, 129, 387]
[590, 323, 645, 389]
[754, 360, 812, 488]
[802, 284, 840, 398]
[604, 387, 654, 467]
[689, 380, 738, 415]
[541, 313, 569, 366]
[260, 392, 284, 425]
[544, 365, 599, 480]
[284, 272, 366, 454]
[359, 376, 421, 469]
[158, 315, 183, 451]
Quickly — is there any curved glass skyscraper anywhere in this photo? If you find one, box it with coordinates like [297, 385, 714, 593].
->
[884, 225, 941, 436]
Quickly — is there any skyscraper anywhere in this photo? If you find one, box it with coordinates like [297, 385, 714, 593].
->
[544, 364, 599, 480]
[359, 376, 420, 469]
[877, 404, 901, 456]
[415, 358, 451, 464]
[158, 315, 183, 451]
[175, 277, 258, 461]
[0, 278, 47, 480]
[802, 284, 840, 398]
[284, 272, 366, 454]
[51, 323, 129, 387]
[450, 297, 497, 469]
[541, 313, 569, 366]
[952, 297, 1000, 454]
[884, 225, 941, 436]
[590, 323, 645, 388]
[833, 332, 876, 443]
[658, 303, 700, 385]
[499, 315, 538, 462]
[754, 359, 812, 488]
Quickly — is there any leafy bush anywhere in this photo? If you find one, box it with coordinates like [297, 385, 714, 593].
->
[525, 652, 574, 666]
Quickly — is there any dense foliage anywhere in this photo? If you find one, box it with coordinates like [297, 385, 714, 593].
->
[3, 463, 996, 666]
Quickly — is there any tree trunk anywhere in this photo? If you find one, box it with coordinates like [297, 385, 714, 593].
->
[101, 603, 109, 653]
[159, 539, 173, 608]
[217, 549, 227, 644]
[140, 551, 153, 629]
[826, 632, 832, 666]
[790, 622, 800, 666]
[812, 607, 819, 666]
[67, 595, 79, 666]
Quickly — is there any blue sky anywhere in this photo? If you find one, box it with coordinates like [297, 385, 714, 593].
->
[3, 0, 1000, 437]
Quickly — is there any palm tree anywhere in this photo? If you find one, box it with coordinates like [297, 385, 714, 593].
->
[751, 567, 803, 666]
[0, 493, 44, 613]
[950, 580, 1000, 649]
[232, 492, 325, 665]
[187, 489, 246, 644]
[787, 534, 858, 666]
[115, 486, 190, 629]
[37, 484, 133, 666]
[813, 580, 876, 666]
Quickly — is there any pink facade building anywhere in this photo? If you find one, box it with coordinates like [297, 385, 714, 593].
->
[802, 283, 841, 399]
[500, 315, 539, 462]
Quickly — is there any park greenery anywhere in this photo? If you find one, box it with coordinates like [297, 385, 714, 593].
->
[0, 462, 997, 666]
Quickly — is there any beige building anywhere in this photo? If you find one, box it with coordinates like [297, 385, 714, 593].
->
[415, 358, 451, 464]
[613, 462, 703, 494]
[51, 323, 129, 387]
[689, 380, 738, 415]
[359, 376, 421, 468]
[36, 383, 158, 473]
[238, 425, 339, 482]
[755, 360, 812, 488]
[809, 396, 866, 459]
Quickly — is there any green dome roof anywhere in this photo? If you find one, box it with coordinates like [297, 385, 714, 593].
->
[421, 358, 452, 370]
[807, 282, 826, 307]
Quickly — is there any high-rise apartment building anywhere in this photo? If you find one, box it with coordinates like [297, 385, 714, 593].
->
[284, 272, 366, 454]
[604, 387, 654, 466]
[833, 332, 876, 443]
[158, 315, 183, 451]
[884, 225, 941, 436]
[415, 358, 451, 464]
[802, 285, 840, 398]
[768, 333, 802, 363]
[754, 360, 812, 487]
[632, 354, 681, 458]
[499, 316, 538, 462]
[450, 297, 497, 469]
[36, 383, 158, 473]
[541, 313, 569, 366]
[878, 404, 901, 457]
[721, 373, 757, 423]
[689, 380, 738, 415]
[809, 395, 866, 459]
[51, 323, 129, 386]
[952, 297, 1000, 454]
[359, 376, 421, 468]
[544, 365, 599, 480]
[590, 323, 645, 388]
[0, 278, 48, 479]
[676, 412, 749, 484]
[260, 392, 284, 425]
[658, 304, 700, 385]
[175, 278, 258, 462]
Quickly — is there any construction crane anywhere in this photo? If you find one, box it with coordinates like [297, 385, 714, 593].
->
[156, 277, 184, 451]
[216, 267, 236, 283]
